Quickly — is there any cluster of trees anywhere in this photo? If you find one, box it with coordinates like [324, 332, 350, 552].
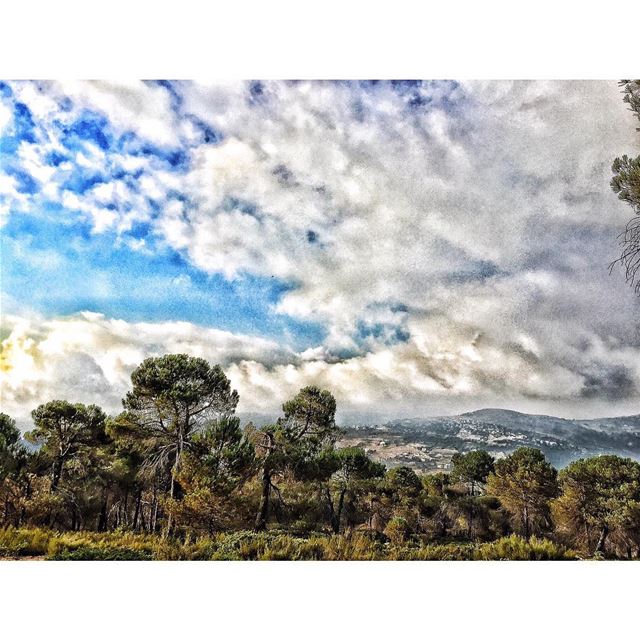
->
[1, 354, 640, 558]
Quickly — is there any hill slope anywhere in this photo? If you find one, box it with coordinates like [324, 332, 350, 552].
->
[341, 409, 640, 471]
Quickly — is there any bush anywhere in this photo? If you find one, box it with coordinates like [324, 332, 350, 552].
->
[396, 543, 477, 561]
[0, 527, 577, 561]
[50, 546, 152, 561]
[384, 517, 411, 545]
[0, 527, 51, 557]
[474, 535, 575, 560]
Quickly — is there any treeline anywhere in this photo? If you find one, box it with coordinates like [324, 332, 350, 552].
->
[1, 354, 640, 559]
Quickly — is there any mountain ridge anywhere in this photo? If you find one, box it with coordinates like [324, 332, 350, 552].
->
[341, 407, 640, 472]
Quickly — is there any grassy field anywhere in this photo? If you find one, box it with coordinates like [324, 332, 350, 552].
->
[0, 527, 577, 561]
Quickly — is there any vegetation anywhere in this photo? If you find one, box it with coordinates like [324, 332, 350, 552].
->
[1, 353, 639, 560]
[611, 80, 640, 292]
[0, 527, 575, 561]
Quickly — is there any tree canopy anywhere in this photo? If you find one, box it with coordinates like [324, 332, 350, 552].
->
[611, 80, 640, 292]
[451, 450, 495, 495]
[553, 455, 640, 556]
[115, 354, 239, 500]
[486, 447, 558, 539]
[26, 401, 107, 493]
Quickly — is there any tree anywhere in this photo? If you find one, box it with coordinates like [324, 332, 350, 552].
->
[610, 80, 640, 292]
[322, 447, 385, 533]
[186, 416, 255, 493]
[486, 448, 558, 539]
[0, 413, 22, 481]
[0, 413, 30, 526]
[167, 416, 256, 534]
[422, 472, 451, 497]
[114, 354, 239, 513]
[254, 386, 338, 531]
[385, 465, 422, 498]
[450, 450, 495, 495]
[26, 401, 107, 493]
[553, 455, 640, 557]
[379, 466, 424, 535]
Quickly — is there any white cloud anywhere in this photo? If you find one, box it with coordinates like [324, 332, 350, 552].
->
[3, 310, 640, 429]
[3, 81, 640, 420]
[46, 80, 181, 146]
[0, 313, 289, 425]
[157, 81, 640, 351]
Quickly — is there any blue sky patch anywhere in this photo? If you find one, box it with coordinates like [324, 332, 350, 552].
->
[64, 112, 112, 151]
[1, 210, 325, 349]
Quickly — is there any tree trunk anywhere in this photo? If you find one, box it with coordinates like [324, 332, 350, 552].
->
[254, 433, 274, 532]
[324, 486, 336, 532]
[151, 486, 159, 533]
[122, 489, 129, 527]
[255, 464, 272, 531]
[325, 486, 346, 534]
[333, 488, 347, 534]
[595, 525, 609, 555]
[166, 447, 184, 536]
[50, 458, 63, 493]
[523, 504, 530, 540]
[97, 493, 108, 532]
[583, 519, 591, 550]
[139, 497, 147, 532]
[133, 489, 142, 530]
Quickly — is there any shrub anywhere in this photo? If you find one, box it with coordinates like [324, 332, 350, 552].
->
[0, 527, 51, 557]
[384, 517, 411, 545]
[0, 527, 577, 561]
[474, 535, 575, 560]
[50, 546, 152, 561]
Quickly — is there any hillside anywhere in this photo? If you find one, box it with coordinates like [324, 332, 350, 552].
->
[340, 409, 640, 471]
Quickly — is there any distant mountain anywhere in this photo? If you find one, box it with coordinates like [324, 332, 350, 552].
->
[237, 412, 279, 427]
[340, 408, 640, 471]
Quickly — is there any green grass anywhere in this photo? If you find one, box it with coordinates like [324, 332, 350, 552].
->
[0, 527, 576, 560]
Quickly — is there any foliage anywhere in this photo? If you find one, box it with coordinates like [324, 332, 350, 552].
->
[472, 535, 574, 561]
[0, 413, 23, 481]
[553, 455, 640, 557]
[384, 516, 411, 545]
[486, 448, 558, 539]
[450, 450, 495, 495]
[26, 401, 107, 494]
[611, 80, 640, 292]
[0, 527, 576, 561]
[385, 466, 422, 497]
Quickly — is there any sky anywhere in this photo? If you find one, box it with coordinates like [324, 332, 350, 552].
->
[1, 80, 639, 427]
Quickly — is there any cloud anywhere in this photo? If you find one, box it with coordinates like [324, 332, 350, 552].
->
[0, 313, 290, 426]
[0, 80, 193, 240]
[2, 81, 640, 421]
[164, 83, 634, 321]
[11, 80, 182, 147]
[3, 310, 640, 430]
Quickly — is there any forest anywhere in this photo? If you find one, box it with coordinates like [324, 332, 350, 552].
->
[1, 353, 639, 560]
